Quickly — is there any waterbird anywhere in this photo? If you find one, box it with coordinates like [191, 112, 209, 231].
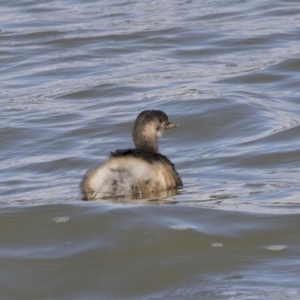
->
[81, 110, 182, 200]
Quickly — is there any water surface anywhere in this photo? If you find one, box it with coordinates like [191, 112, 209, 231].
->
[1, 0, 300, 299]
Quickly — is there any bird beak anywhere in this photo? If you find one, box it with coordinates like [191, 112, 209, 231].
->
[166, 122, 178, 129]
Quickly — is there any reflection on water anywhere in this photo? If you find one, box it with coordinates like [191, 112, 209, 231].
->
[1, 0, 300, 299]
[89, 188, 181, 204]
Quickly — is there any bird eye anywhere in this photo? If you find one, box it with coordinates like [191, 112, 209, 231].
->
[156, 126, 160, 131]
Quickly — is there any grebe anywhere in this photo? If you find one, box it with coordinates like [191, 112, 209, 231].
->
[81, 110, 182, 200]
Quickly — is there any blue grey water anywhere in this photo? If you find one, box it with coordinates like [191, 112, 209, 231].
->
[1, 0, 300, 299]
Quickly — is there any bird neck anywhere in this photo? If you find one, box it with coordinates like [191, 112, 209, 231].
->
[134, 137, 160, 153]
[132, 122, 161, 153]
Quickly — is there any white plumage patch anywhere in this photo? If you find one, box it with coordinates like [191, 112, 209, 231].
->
[83, 156, 166, 199]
